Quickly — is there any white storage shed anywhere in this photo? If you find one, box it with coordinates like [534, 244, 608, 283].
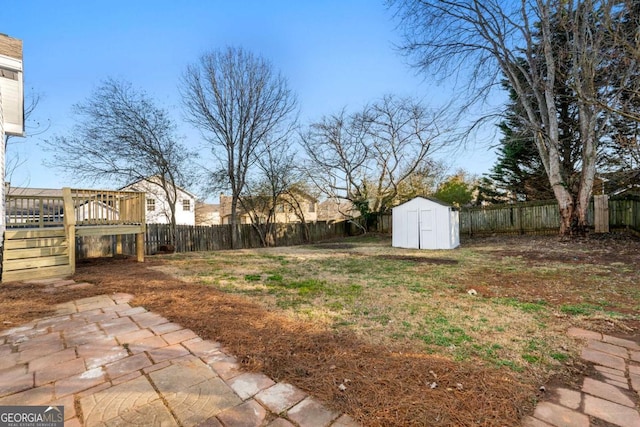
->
[392, 197, 460, 250]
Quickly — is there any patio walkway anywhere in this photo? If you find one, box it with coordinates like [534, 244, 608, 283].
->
[0, 281, 359, 427]
[524, 327, 640, 427]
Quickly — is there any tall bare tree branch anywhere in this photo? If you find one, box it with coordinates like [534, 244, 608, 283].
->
[181, 47, 297, 248]
[44, 78, 196, 244]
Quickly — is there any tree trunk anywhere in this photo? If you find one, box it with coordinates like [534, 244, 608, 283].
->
[575, 104, 598, 233]
[169, 208, 177, 248]
[556, 192, 575, 236]
[230, 196, 239, 249]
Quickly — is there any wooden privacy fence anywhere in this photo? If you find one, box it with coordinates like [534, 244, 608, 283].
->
[458, 197, 639, 236]
[76, 220, 352, 257]
[363, 196, 640, 237]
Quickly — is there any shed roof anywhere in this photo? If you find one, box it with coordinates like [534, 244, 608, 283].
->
[393, 196, 454, 210]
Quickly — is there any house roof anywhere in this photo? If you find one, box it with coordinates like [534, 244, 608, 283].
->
[7, 187, 63, 197]
[195, 202, 220, 214]
[598, 169, 640, 196]
[120, 176, 197, 199]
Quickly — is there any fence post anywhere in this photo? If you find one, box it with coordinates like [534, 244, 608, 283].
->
[62, 187, 76, 274]
[136, 192, 145, 262]
[593, 195, 609, 233]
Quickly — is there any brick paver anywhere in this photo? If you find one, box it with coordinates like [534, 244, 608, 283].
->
[582, 378, 635, 407]
[127, 335, 169, 354]
[34, 357, 86, 386]
[227, 372, 276, 400]
[594, 365, 627, 386]
[631, 373, 640, 394]
[533, 402, 589, 427]
[0, 384, 54, 406]
[267, 419, 296, 427]
[553, 388, 581, 410]
[217, 399, 268, 427]
[566, 327, 601, 341]
[207, 353, 243, 380]
[288, 396, 341, 427]
[130, 311, 168, 328]
[0, 288, 359, 427]
[80, 375, 160, 425]
[581, 347, 626, 370]
[586, 339, 629, 358]
[162, 327, 198, 345]
[147, 342, 190, 363]
[54, 367, 106, 397]
[105, 352, 153, 379]
[97, 398, 178, 426]
[255, 382, 308, 414]
[583, 394, 640, 427]
[602, 335, 640, 351]
[331, 414, 361, 427]
[149, 321, 183, 335]
[181, 337, 221, 358]
[171, 378, 243, 425]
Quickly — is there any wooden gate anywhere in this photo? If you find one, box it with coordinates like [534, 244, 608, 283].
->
[594, 195, 609, 233]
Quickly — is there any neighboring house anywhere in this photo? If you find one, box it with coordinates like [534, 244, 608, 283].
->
[218, 195, 252, 225]
[195, 202, 221, 226]
[595, 170, 640, 197]
[274, 191, 318, 223]
[317, 198, 359, 223]
[219, 191, 319, 225]
[121, 177, 196, 225]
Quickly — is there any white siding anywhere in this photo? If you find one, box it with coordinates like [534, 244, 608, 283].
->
[0, 84, 5, 249]
[123, 178, 196, 226]
[0, 53, 24, 136]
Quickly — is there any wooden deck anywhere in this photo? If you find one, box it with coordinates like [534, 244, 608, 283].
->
[2, 187, 146, 282]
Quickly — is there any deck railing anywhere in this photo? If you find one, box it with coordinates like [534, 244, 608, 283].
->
[68, 188, 145, 226]
[5, 194, 65, 227]
[5, 188, 146, 228]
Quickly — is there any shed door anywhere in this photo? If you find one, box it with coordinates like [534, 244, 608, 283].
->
[419, 208, 437, 249]
[406, 209, 420, 249]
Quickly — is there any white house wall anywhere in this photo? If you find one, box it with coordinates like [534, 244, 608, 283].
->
[122, 178, 196, 226]
[0, 56, 23, 136]
[0, 85, 5, 249]
[146, 190, 195, 225]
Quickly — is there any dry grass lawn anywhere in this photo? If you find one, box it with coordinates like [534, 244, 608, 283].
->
[1, 233, 639, 426]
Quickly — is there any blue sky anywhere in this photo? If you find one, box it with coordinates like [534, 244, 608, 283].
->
[3, 0, 498, 193]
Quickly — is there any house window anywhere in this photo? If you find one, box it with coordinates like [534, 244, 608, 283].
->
[147, 199, 156, 212]
[183, 199, 191, 211]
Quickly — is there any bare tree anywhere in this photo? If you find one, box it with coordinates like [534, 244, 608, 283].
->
[239, 137, 299, 246]
[391, 0, 629, 235]
[44, 78, 196, 245]
[302, 95, 446, 224]
[181, 47, 297, 248]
